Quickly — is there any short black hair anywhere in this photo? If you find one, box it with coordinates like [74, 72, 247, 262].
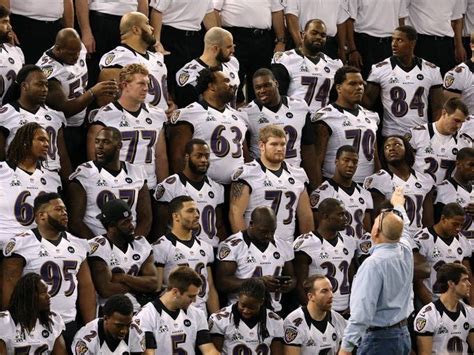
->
[329, 66, 361, 102]
[195, 67, 221, 95]
[456, 147, 474, 161]
[394, 25, 418, 41]
[318, 198, 343, 216]
[336, 145, 357, 159]
[441, 202, 466, 219]
[253, 68, 275, 81]
[444, 97, 469, 117]
[435, 263, 468, 293]
[168, 195, 195, 225]
[33, 192, 62, 215]
[184, 138, 208, 156]
[303, 18, 326, 32]
[102, 294, 133, 317]
[99, 126, 122, 143]
[4, 64, 43, 105]
[0, 4, 9, 18]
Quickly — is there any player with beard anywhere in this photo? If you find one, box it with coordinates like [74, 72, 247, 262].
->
[0, 273, 67, 354]
[271, 19, 343, 114]
[2, 193, 96, 350]
[414, 263, 474, 354]
[175, 27, 240, 108]
[154, 139, 225, 247]
[0, 5, 24, 105]
[283, 275, 347, 354]
[313, 66, 380, 186]
[293, 198, 361, 313]
[68, 127, 152, 239]
[0, 65, 72, 185]
[364, 135, 435, 237]
[98, 12, 174, 114]
[168, 67, 248, 186]
[88, 198, 158, 313]
[136, 266, 220, 355]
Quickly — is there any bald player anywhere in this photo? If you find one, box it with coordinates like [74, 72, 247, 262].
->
[36, 28, 118, 167]
[175, 27, 240, 108]
[98, 11, 174, 114]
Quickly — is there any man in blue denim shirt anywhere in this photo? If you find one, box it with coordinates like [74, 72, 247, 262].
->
[339, 186, 413, 354]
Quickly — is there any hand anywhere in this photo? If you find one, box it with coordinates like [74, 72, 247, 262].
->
[338, 350, 353, 355]
[260, 275, 281, 292]
[455, 44, 467, 64]
[81, 31, 96, 55]
[464, 203, 474, 216]
[274, 42, 286, 53]
[348, 50, 363, 68]
[165, 99, 177, 119]
[90, 80, 119, 98]
[390, 186, 405, 208]
[155, 42, 170, 55]
[279, 278, 293, 293]
[338, 47, 346, 63]
[9, 30, 19, 46]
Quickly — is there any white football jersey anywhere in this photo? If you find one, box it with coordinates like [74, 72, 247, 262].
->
[283, 307, 346, 355]
[100, 45, 169, 110]
[293, 232, 360, 311]
[0, 162, 61, 248]
[409, 123, 472, 184]
[0, 310, 65, 354]
[364, 169, 434, 237]
[90, 101, 167, 189]
[443, 61, 474, 114]
[367, 56, 443, 137]
[435, 178, 474, 246]
[231, 160, 308, 244]
[88, 235, 153, 311]
[69, 161, 147, 236]
[272, 49, 343, 113]
[217, 231, 294, 312]
[313, 103, 379, 183]
[310, 178, 373, 240]
[413, 227, 471, 297]
[414, 300, 474, 355]
[3, 229, 89, 323]
[154, 173, 225, 247]
[72, 318, 145, 355]
[135, 299, 210, 355]
[208, 304, 284, 355]
[241, 96, 313, 167]
[0, 43, 24, 104]
[152, 234, 214, 313]
[170, 102, 248, 184]
[0, 102, 67, 172]
[37, 45, 88, 127]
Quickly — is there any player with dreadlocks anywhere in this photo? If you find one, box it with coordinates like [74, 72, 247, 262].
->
[209, 278, 284, 354]
[0, 273, 67, 353]
[364, 135, 435, 237]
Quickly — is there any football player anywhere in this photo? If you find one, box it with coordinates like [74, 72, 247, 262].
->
[168, 67, 248, 185]
[413, 203, 473, 306]
[135, 266, 220, 355]
[408, 98, 471, 185]
[283, 275, 346, 354]
[364, 135, 435, 237]
[414, 263, 474, 354]
[175, 27, 239, 108]
[293, 198, 361, 314]
[363, 26, 444, 137]
[209, 278, 284, 355]
[68, 127, 152, 239]
[0, 65, 72, 184]
[216, 206, 295, 313]
[0, 273, 67, 354]
[2, 193, 95, 349]
[87, 63, 169, 190]
[152, 196, 219, 315]
[271, 19, 343, 114]
[229, 125, 313, 246]
[98, 12, 174, 113]
[88, 199, 158, 313]
[154, 139, 225, 247]
[241, 68, 318, 188]
[313, 66, 380, 186]
[310, 145, 373, 240]
[0, 122, 61, 248]
[72, 295, 145, 354]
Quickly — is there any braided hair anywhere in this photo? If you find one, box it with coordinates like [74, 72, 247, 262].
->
[6, 122, 45, 168]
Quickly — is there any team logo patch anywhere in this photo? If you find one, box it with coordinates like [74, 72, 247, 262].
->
[417, 74, 424, 81]
[232, 114, 239, 121]
[444, 74, 455, 88]
[125, 177, 133, 184]
[232, 166, 244, 180]
[42, 330, 49, 338]
[273, 51, 284, 62]
[184, 319, 191, 327]
[146, 117, 152, 124]
[40, 177, 47, 185]
[286, 112, 293, 118]
[75, 340, 88, 355]
[170, 110, 181, 124]
[208, 191, 214, 198]
[178, 72, 190, 86]
[104, 53, 115, 66]
[44, 115, 52, 121]
[68, 246, 75, 253]
[284, 327, 298, 343]
[42, 65, 54, 78]
[155, 184, 165, 200]
[273, 251, 280, 259]
[415, 318, 426, 331]
[208, 318, 214, 330]
[218, 245, 231, 259]
[133, 254, 140, 260]
[311, 112, 324, 122]
[4, 240, 16, 255]
[89, 242, 99, 254]
[8, 57, 14, 64]
[310, 192, 320, 208]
